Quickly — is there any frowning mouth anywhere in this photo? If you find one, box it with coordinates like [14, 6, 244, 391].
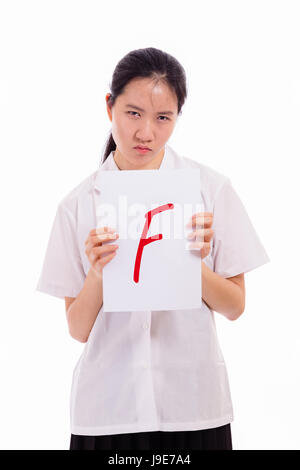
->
[134, 146, 152, 154]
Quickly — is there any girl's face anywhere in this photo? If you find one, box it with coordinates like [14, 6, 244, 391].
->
[106, 77, 178, 170]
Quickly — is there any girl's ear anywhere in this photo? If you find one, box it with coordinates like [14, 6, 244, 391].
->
[106, 93, 113, 122]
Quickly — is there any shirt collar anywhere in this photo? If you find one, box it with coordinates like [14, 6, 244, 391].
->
[93, 143, 182, 192]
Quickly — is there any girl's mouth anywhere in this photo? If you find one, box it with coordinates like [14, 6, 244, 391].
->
[134, 147, 152, 154]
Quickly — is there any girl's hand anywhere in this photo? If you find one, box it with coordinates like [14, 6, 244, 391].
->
[85, 226, 119, 277]
[186, 212, 214, 260]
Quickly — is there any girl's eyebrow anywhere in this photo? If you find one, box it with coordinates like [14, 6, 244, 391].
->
[125, 104, 174, 115]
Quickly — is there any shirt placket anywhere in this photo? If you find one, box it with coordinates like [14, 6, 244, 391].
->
[132, 310, 159, 426]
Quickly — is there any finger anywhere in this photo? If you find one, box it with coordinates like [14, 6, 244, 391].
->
[191, 212, 213, 219]
[94, 226, 117, 236]
[92, 232, 119, 244]
[97, 251, 117, 269]
[85, 238, 94, 254]
[187, 215, 213, 228]
[187, 228, 214, 242]
[85, 229, 118, 251]
[87, 227, 116, 241]
[85, 235, 102, 253]
[91, 243, 119, 260]
[86, 233, 119, 251]
[188, 241, 211, 251]
[86, 241, 117, 262]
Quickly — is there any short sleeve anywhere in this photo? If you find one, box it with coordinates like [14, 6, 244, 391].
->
[212, 178, 270, 278]
[36, 203, 86, 299]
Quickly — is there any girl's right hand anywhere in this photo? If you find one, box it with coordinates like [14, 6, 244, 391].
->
[85, 226, 119, 278]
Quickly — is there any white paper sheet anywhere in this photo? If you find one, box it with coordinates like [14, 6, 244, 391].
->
[95, 168, 204, 312]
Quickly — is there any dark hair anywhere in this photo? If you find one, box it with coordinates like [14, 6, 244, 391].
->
[101, 47, 187, 164]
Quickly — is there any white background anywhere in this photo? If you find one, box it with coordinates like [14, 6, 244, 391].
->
[0, 0, 299, 450]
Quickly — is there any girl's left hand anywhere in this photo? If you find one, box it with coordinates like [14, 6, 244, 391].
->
[186, 212, 214, 260]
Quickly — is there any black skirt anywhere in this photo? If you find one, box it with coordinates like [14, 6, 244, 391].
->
[69, 423, 232, 450]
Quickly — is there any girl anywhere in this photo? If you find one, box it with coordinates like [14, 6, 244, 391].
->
[36, 47, 270, 451]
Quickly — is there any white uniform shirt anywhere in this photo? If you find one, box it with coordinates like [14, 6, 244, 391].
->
[36, 144, 270, 436]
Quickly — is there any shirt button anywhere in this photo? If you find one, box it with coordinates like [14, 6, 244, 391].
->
[142, 322, 150, 330]
[141, 361, 148, 369]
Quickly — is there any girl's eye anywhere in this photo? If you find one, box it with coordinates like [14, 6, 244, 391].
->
[127, 111, 169, 121]
[127, 111, 139, 117]
[158, 115, 169, 121]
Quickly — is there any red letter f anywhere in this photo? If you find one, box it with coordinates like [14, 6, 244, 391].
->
[133, 203, 174, 283]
